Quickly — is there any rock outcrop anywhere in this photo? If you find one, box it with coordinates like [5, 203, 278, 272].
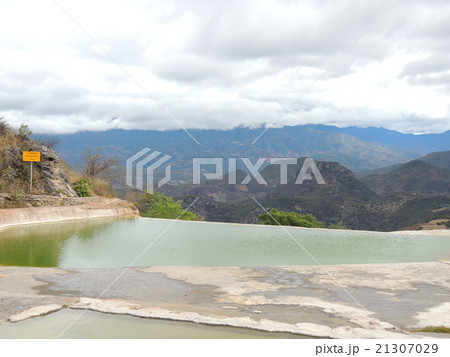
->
[1, 142, 77, 197]
[33, 145, 77, 197]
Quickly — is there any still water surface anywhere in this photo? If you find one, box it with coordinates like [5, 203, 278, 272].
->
[0, 309, 305, 339]
[1, 217, 449, 268]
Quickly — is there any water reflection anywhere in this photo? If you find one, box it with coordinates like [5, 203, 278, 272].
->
[0, 218, 449, 268]
[0, 218, 128, 267]
[0, 309, 306, 339]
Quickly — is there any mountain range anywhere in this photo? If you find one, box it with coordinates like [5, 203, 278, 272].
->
[48, 124, 450, 231]
[53, 124, 450, 174]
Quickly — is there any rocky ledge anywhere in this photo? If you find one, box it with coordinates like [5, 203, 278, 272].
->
[0, 262, 449, 338]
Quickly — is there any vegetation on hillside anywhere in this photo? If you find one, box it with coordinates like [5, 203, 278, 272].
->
[0, 117, 117, 201]
[361, 160, 450, 196]
[136, 192, 202, 221]
[419, 150, 450, 171]
[258, 209, 325, 228]
[66, 147, 120, 198]
[72, 177, 93, 197]
[0, 118, 36, 199]
[258, 208, 349, 229]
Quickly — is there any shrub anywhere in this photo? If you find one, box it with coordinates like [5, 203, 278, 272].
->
[2, 166, 18, 180]
[258, 209, 325, 228]
[137, 192, 202, 221]
[11, 189, 25, 204]
[73, 177, 92, 197]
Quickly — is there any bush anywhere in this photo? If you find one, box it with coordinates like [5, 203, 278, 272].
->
[73, 177, 92, 197]
[258, 209, 325, 228]
[11, 189, 25, 204]
[137, 192, 202, 221]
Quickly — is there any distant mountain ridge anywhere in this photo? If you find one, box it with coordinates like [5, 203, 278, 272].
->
[360, 160, 450, 196]
[419, 151, 450, 171]
[357, 150, 450, 178]
[52, 124, 449, 173]
[309, 125, 450, 154]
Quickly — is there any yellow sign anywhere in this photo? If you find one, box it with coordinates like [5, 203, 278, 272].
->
[23, 151, 41, 162]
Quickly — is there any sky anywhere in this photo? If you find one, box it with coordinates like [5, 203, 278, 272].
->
[0, 0, 450, 135]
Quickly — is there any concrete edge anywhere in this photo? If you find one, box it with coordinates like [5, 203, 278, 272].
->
[0, 198, 138, 231]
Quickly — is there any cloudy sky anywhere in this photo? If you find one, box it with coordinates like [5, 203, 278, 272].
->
[1, 0, 450, 134]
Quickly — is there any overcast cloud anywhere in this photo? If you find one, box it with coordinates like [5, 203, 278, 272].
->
[0, 0, 450, 134]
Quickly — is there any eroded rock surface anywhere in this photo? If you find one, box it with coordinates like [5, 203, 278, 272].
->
[1, 262, 449, 338]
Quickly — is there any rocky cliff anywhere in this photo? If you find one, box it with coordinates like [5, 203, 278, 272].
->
[1, 127, 77, 198]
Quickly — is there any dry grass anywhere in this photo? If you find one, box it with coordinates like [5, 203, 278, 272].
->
[61, 160, 115, 198]
[59, 160, 80, 184]
[124, 190, 144, 203]
[90, 177, 115, 197]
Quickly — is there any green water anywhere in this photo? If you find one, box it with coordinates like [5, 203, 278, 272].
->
[0, 309, 305, 339]
[0, 217, 449, 268]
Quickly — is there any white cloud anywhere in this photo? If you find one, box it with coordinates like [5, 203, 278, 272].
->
[0, 0, 449, 134]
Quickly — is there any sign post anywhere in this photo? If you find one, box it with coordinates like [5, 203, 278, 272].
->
[22, 151, 41, 192]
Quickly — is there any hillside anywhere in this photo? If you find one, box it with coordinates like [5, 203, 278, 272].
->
[0, 121, 77, 203]
[418, 150, 450, 171]
[162, 159, 376, 228]
[358, 150, 450, 178]
[360, 160, 450, 196]
[0, 119, 117, 208]
[161, 156, 450, 231]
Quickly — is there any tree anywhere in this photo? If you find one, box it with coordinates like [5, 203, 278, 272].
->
[137, 192, 202, 221]
[82, 148, 120, 180]
[258, 209, 325, 228]
[0, 117, 9, 135]
[17, 123, 32, 141]
[34, 135, 60, 149]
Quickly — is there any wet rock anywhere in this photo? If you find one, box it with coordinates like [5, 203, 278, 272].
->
[8, 304, 64, 322]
